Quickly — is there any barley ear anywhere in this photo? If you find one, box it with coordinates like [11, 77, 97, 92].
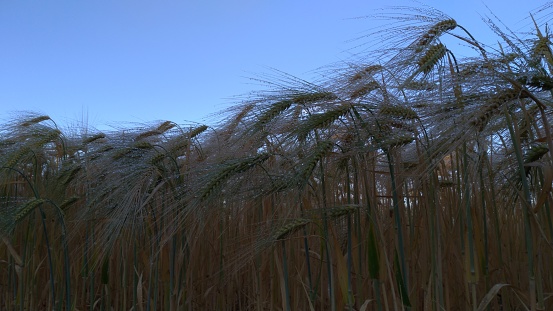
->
[328, 205, 361, 219]
[416, 19, 457, 51]
[189, 125, 209, 139]
[156, 120, 175, 133]
[59, 196, 80, 210]
[14, 199, 46, 223]
[83, 133, 106, 144]
[291, 91, 337, 104]
[20, 115, 51, 127]
[272, 218, 311, 241]
[418, 43, 447, 74]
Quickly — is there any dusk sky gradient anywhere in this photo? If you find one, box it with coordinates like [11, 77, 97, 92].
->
[0, 1, 539, 130]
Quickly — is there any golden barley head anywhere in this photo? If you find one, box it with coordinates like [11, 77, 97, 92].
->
[417, 19, 457, 49]
[417, 43, 447, 74]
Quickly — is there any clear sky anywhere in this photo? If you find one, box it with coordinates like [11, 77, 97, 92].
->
[0, 0, 542, 130]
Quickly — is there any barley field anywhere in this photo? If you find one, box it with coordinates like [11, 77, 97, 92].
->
[1, 4, 553, 311]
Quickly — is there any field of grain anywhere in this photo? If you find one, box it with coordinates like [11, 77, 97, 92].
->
[1, 5, 553, 310]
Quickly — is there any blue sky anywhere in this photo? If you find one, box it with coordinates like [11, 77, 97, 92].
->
[0, 1, 540, 130]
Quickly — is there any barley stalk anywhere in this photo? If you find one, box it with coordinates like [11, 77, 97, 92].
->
[14, 198, 46, 223]
[403, 80, 436, 91]
[156, 121, 175, 133]
[297, 141, 334, 183]
[525, 144, 548, 163]
[380, 133, 415, 149]
[134, 141, 154, 149]
[149, 153, 166, 166]
[470, 88, 522, 131]
[350, 81, 380, 98]
[291, 91, 337, 104]
[417, 19, 457, 50]
[295, 104, 352, 140]
[349, 65, 383, 82]
[4, 147, 31, 168]
[112, 148, 133, 160]
[328, 205, 359, 219]
[135, 130, 162, 141]
[272, 218, 311, 241]
[59, 166, 82, 186]
[418, 43, 447, 74]
[438, 180, 455, 188]
[189, 125, 208, 139]
[254, 100, 293, 129]
[380, 105, 418, 120]
[200, 153, 270, 200]
[59, 196, 80, 210]
[83, 133, 106, 144]
[20, 115, 51, 127]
